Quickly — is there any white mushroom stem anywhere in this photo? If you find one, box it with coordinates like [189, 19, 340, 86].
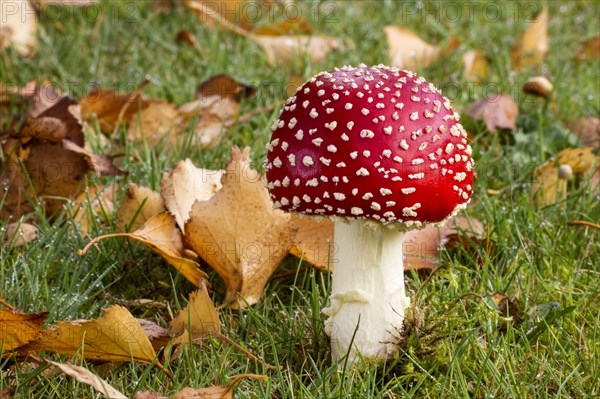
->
[323, 219, 410, 365]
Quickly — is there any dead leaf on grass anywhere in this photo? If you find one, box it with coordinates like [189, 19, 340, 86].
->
[185, 147, 293, 307]
[172, 374, 268, 399]
[289, 216, 334, 272]
[127, 101, 181, 146]
[532, 147, 599, 206]
[574, 35, 600, 61]
[465, 93, 519, 132]
[169, 282, 220, 345]
[134, 392, 168, 399]
[462, 50, 489, 82]
[80, 212, 206, 286]
[137, 318, 171, 350]
[511, 5, 549, 70]
[384, 26, 448, 71]
[80, 89, 150, 134]
[566, 117, 600, 149]
[118, 183, 165, 232]
[2, 222, 38, 247]
[0, 0, 37, 56]
[46, 360, 127, 399]
[21, 306, 158, 365]
[196, 74, 256, 102]
[161, 159, 223, 232]
[0, 308, 47, 353]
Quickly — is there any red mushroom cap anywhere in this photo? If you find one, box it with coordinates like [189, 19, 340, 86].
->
[265, 64, 474, 226]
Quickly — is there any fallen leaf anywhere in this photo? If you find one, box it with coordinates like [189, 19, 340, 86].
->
[0, 0, 37, 56]
[0, 308, 47, 353]
[463, 50, 489, 82]
[137, 319, 171, 350]
[69, 184, 118, 237]
[127, 101, 181, 146]
[566, 117, 600, 149]
[80, 212, 207, 286]
[160, 159, 223, 232]
[21, 306, 158, 364]
[169, 281, 220, 344]
[172, 374, 268, 399]
[511, 5, 549, 70]
[2, 222, 38, 247]
[185, 147, 293, 306]
[384, 26, 441, 71]
[80, 89, 150, 134]
[46, 360, 127, 399]
[532, 147, 599, 206]
[574, 35, 600, 61]
[134, 392, 168, 399]
[0, 389, 13, 398]
[117, 183, 165, 232]
[491, 292, 520, 332]
[250, 34, 341, 66]
[253, 18, 312, 36]
[62, 139, 125, 177]
[178, 96, 239, 148]
[465, 93, 519, 132]
[289, 216, 334, 272]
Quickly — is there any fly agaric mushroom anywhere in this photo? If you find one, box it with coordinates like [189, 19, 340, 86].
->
[265, 64, 475, 364]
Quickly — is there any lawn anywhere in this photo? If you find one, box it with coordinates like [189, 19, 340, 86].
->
[1, 0, 599, 397]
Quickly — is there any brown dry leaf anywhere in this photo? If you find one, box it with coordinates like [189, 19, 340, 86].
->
[134, 392, 168, 399]
[566, 117, 600, 149]
[69, 183, 117, 236]
[574, 35, 600, 61]
[250, 34, 341, 66]
[0, 0, 37, 56]
[21, 306, 158, 364]
[81, 212, 206, 286]
[2, 222, 38, 247]
[491, 293, 520, 331]
[384, 26, 441, 71]
[0, 389, 13, 399]
[253, 18, 312, 36]
[160, 159, 223, 232]
[511, 5, 549, 70]
[289, 216, 334, 272]
[0, 81, 62, 118]
[463, 50, 489, 82]
[80, 89, 150, 134]
[62, 139, 125, 177]
[185, 147, 293, 306]
[533, 147, 599, 206]
[118, 183, 165, 232]
[172, 374, 268, 399]
[465, 93, 519, 132]
[127, 101, 181, 146]
[178, 96, 239, 148]
[169, 281, 220, 344]
[0, 308, 47, 353]
[46, 360, 127, 399]
[137, 319, 171, 350]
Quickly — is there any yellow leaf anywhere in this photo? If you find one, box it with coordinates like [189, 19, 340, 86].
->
[160, 159, 223, 232]
[127, 102, 182, 146]
[0, 0, 37, 56]
[249, 34, 341, 66]
[46, 360, 127, 399]
[80, 89, 150, 134]
[172, 374, 267, 399]
[23, 306, 157, 364]
[117, 183, 165, 232]
[511, 5, 549, 70]
[185, 147, 293, 307]
[0, 308, 47, 353]
[574, 35, 600, 61]
[81, 212, 206, 286]
[289, 216, 334, 272]
[384, 26, 441, 71]
[463, 50, 489, 82]
[170, 281, 220, 344]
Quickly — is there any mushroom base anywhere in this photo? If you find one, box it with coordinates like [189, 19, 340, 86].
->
[323, 219, 410, 365]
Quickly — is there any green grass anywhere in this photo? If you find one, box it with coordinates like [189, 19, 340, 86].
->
[1, 0, 599, 397]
